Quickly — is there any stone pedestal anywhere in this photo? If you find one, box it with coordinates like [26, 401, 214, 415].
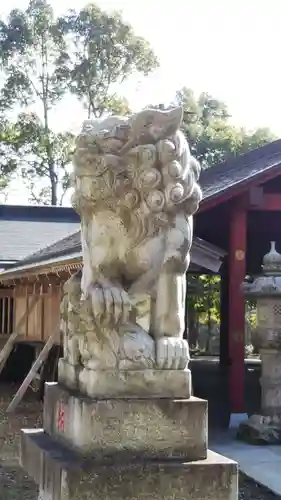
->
[20, 382, 238, 499]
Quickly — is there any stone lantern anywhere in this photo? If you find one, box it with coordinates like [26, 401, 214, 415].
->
[238, 241, 281, 443]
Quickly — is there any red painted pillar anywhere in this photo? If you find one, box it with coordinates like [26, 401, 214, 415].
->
[228, 202, 247, 413]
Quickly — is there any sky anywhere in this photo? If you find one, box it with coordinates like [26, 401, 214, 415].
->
[1, 0, 281, 202]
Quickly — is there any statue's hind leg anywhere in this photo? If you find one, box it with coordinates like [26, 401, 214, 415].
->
[150, 270, 190, 370]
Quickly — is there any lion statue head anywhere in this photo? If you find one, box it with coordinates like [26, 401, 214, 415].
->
[71, 106, 202, 243]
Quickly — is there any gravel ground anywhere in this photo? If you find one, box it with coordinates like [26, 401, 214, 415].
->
[0, 383, 280, 500]
[0, 384, 41, 499]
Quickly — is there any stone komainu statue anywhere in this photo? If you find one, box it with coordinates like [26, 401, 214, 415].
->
[59, 106, 202, 398]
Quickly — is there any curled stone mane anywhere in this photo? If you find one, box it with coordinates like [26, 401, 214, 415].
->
[72, 108, 202, 243]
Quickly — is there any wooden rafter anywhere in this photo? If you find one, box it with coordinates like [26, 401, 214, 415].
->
[0, 261, 82, 288]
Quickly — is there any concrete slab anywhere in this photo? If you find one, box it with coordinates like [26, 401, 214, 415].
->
[210, 431, 281, 496]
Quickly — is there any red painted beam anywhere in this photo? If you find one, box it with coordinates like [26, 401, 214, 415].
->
[228, 202, 246, 413]
[199, 164, 281, 213]
[248, 193, 281, 210]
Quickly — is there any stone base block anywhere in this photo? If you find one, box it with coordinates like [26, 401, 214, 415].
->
[58, 358, 191, 398]
[43, 382, 207, 461]
[237, 414, 281, 444]
[20, 429, 238, 500]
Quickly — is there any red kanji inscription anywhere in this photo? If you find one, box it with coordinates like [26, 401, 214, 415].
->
[57, 402, 65, 432]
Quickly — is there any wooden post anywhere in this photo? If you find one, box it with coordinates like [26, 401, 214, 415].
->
[219, 259, 231, 427]
[6, 332, 56, 413]
[228, 202, 247, 413]
[220, 259, 229, 369]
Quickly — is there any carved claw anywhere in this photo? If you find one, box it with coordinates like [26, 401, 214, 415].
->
[156, 337, 190, 370]
[90, 278, 131, 327]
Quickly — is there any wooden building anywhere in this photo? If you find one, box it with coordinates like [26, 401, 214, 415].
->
[0, 204, 80, 345]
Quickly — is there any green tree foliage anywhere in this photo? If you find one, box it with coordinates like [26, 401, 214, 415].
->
[0, 120, 19, 191]
[0, 0, 74, 204]
[10, 112, 75, 204]
[57, 4, 159, 118]
[187, 274, 220, 350]
[0, 3, 277, 204]
[0, 0, 158, 203]
[174, 87, 277, 169]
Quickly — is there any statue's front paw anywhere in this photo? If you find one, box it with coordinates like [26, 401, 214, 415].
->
[156, 337, 190, 370]
[90, 278, 131, 326]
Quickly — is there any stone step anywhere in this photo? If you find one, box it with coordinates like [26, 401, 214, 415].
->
[20, 428, 238, 500]
[43, 382, 208, 461]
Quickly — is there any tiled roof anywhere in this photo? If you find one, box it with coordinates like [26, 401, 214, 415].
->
[0, 205, 80, 263]
[200, 139, 281, 201]
[18, 230, 81, 265]
[0, 220, 80, 261]
[8, 231, 225, 275]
